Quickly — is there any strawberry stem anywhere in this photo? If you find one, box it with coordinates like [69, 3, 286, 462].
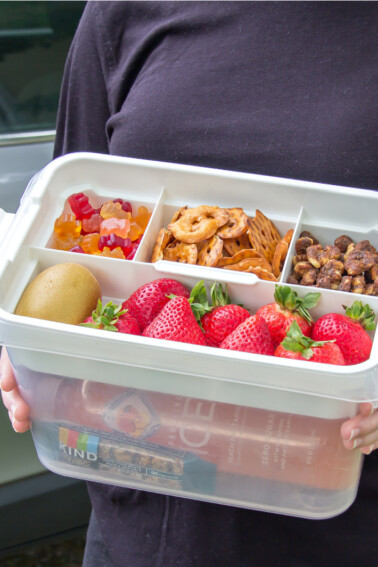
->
[281, 320, 334, 360]
[80, 299, 126, 332]
[274, 285, 320, 325]
[343, 301, 376, 331]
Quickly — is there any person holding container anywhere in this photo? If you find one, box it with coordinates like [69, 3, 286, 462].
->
[1, 2, 378, 566]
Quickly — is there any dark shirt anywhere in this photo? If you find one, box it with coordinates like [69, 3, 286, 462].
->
[54, 2, 377, 566]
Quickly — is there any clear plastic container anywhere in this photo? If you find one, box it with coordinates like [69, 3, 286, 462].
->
[0, 152, 377, 518]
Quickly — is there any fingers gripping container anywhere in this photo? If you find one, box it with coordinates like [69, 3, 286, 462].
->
[0, 152, 377, 519]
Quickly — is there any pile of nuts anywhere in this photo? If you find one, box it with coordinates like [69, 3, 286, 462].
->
[288, 232, 378, 295]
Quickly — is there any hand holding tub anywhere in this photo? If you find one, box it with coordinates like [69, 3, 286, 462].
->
[0, 348, 30, 433]
[1, 347, 377, 454]
[340, 401, 378, 455]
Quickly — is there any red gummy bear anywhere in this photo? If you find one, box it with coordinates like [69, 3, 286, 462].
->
[68, 193, 95, 220]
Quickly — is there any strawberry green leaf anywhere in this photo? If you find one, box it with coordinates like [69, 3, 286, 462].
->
[281, 320, 334, 358]
[343, 301, 376, 331]
[274, 285, 320, 325]
[79, 299, 126, 332]
[210, 282, 232, 307]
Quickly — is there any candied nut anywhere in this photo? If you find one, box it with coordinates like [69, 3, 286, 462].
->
[322, 245, 341, 264]
[334, 235, 353, 253]
[307, 244, 341, 268]
[351, 275, 365, 294]
[287, 274, 300, 284]
[317, 260, 344, 289]
[344, 243, 355, 258]
[344, 249, 375, 276]
[338, 275, 353, 292]
[366, 258, 378, 281]
[364, 283, 375, 296]
[306, 244, 323, 268]
[300, 268, 318, 286]
[323, 259, 344, 277]
[299, 231, 319, 244]
[292, 253, 308, 266]
[316, 274, 333, 289]
[293, 260, 315, 276]
[354, 240, 376, 253]
[295, 237, 314, 255]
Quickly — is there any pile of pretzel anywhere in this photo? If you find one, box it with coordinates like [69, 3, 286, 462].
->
[150, 205, 294, 281]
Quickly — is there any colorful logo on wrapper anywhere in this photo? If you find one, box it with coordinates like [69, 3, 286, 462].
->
[59, 427, 99, 460]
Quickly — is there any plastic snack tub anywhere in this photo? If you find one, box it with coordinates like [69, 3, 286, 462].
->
[0, 152, 377, 519]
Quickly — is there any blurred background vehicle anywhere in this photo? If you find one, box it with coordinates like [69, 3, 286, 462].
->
[0, 1, 91, 557]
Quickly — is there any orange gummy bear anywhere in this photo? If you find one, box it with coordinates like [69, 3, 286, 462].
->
[52, 234, 82, 251]
[128, 206, 151, 241]
[100, 201, 129, 220]
[128, 221, 143, 241]
[100, 217, 130, 238]
[81, 233, 101, 254]
[54, 214, 81, 238]
[134, 206, 151, 231]
[97, 246, 125, 259]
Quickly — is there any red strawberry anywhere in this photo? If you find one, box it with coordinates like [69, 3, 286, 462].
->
[274, 321, 345, 365]
[220, 314, 275, 355]
[256, 285, 320, 347]
[81, 300, 140, 335]
[142, 296, 206, 345]
[200, 283, 250, 347]
[311, 301, 375, 365]
[113, 312, 141, 335]
[122, 278, 190, 331]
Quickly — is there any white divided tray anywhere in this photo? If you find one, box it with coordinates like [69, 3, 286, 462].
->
[0, 152, 377, 519]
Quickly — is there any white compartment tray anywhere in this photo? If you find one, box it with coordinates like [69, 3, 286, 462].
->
[0, 152, 377, 416]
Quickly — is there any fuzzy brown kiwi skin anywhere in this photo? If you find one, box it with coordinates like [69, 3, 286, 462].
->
[15, 263, 102, 325]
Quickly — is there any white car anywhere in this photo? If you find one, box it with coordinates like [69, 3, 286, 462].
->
[0, 1, 91, 555]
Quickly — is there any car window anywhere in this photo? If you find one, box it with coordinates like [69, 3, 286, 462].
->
[0, 1, 86, 135]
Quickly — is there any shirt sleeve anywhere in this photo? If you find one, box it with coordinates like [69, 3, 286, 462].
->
[53, 3, 111, 158]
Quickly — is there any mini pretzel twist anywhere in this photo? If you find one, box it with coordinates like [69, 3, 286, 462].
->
[167, 205, 229, 244]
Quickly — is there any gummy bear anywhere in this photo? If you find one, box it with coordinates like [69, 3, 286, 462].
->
[69, 245, 86, 254]
[100, 217, 131, 239]
[81, 233, 101, 254]
[52, 234, 82, 251]
[82, 213, 103, 234]
[113, 198, 133, 214]
[133, 206, 151, 232]
[98, 234, 133, 256]
[98, 246, 126, 259]
[126, 240, 140, 260]
[100, 201, 129, 220]
[54, 214, 82, 239]
[128, 220, 143, 241]
[68, 193, 95, 220]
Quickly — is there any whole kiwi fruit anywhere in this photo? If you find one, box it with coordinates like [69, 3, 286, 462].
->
[15, 263, 102, 325]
